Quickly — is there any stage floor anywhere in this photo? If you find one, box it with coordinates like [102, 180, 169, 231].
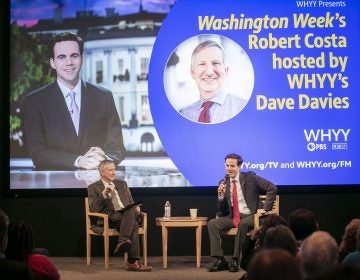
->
[52, 255, 246, 280]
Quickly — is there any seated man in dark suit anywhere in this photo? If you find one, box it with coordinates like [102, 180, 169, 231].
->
[23, 32, 126, 170]
[0, 209, 32, 280]
[207, 153, 277, 273]
[87, 160, 151, 271]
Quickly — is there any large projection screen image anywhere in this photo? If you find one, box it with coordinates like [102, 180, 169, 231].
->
[9, 0, 360, 190]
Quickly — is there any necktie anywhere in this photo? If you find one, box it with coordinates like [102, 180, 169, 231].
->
[109, 183, 125, 211]
[68, 91, 79, 134]
[198, 101, 213, 123]
[232, 180, 240, 227]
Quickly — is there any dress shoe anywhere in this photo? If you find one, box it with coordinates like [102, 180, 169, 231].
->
[207, 258, 229, 272]
[229, 258, 239, 272]
[127, 261, 152, 272]
[113, 239, 131, 255]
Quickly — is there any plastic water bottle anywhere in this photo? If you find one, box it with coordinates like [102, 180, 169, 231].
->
[164, 201, 171, 219]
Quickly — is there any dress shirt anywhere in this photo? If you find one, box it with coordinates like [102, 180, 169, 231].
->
[58, 79, 82, 112]
[180, 91, 247, 123]
[231, 175, 251, 214]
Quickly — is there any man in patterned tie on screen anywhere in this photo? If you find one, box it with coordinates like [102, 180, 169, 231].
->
[180, 40, 247, 124]
[207, 153, 277, 273]
[22, 32, 125, 170]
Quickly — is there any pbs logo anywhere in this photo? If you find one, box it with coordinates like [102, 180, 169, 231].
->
[307, 143, 327, 152]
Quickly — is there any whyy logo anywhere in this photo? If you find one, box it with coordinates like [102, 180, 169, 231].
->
[303, 128, 350, 151]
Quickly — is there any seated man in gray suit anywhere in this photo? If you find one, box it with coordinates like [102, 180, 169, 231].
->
[87, 160, 151, 271]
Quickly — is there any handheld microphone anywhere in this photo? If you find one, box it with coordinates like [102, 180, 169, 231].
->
[218, 174, 228, 196]
[219, 174, 229, 185]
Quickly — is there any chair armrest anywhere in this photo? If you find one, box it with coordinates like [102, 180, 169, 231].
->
[87, 212, 108, 219]
[87, 211, 110, 231]
[140, 212, 147, 231]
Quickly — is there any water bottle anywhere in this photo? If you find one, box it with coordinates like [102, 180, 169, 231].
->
[164, 201, 171, 219]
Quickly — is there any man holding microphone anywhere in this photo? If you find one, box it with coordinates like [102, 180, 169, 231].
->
[207, 153, 277, 273]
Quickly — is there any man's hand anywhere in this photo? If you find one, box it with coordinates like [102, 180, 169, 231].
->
[78, 147, 106, 169]
[102, 183, 115, 199]
[256, 209, 267, 215]
[218, 181, 226, 197]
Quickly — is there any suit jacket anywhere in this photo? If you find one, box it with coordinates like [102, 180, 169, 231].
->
[217, 171, 277, 218]
[0, 257, 32, 280]
[87, 179, 134, 216]
[22, 81, 126, 170]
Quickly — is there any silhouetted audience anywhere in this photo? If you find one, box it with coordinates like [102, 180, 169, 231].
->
[241, 214, 287, 269]
[0, 209, 32, 280]
[312, 264, 360, 280]
[254, 214, 288, 248]
[342, 225, 360, 267]
[245, 249, 302, 280]
[5, 220, 60, 280]
[338, 218, 360, 262]
[298, 231, 338, 280]
[288, 208, 318, 248]
[263, 224, 298, 256]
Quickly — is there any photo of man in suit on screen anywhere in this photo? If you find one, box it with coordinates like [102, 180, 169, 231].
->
[22, 32, 126, 170]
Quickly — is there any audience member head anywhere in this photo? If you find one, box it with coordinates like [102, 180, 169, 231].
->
[339, 219, 360, 254]
[341, 226, 360, 267]
[246, 249, 302, 280]
[256, 214, 288, 247]
[261, 213, 288, 230]
[288, 208, 318, 241]
[263, 224, 298, 256]
[0, 212, 33, 280]
[299, 231, 338, 279]
[5, 220, 34, 262]
[0, 209, 9, 253]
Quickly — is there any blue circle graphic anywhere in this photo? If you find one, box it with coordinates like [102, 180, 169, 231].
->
[149, 0, 360, 186]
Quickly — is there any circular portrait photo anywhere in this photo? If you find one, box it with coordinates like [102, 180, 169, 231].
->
[164, 34, 254, 124]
